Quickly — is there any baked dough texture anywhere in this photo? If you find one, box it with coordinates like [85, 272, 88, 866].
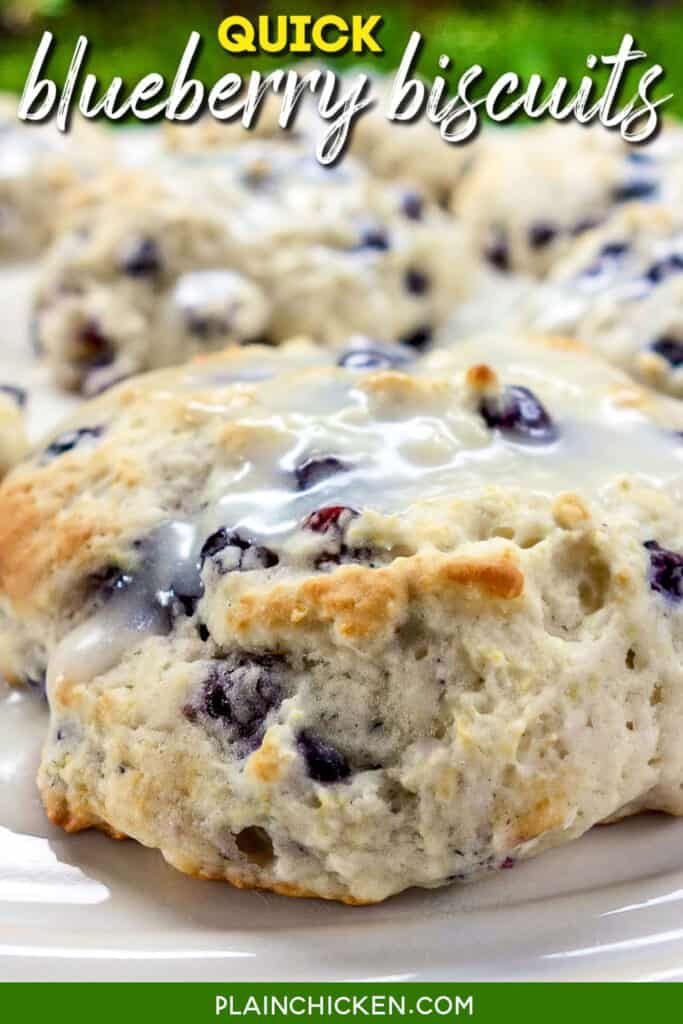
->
[33, 142, 465, 393]
[161, 78, 475, 206]
[2, 334, 683, 902]
[454, 123, 683, 277]
[0, 95, 109, 261]
[345, 75, 478, 206]
[525, 204, 683, 397]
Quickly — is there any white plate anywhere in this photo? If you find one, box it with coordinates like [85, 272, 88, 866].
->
[2, 269, 683, 982]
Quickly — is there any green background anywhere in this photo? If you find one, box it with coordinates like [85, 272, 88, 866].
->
[1, 982, 682, 1012]
[0, 1, 680, 117]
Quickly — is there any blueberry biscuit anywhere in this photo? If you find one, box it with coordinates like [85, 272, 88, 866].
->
[348, 76, 477, 207]
[162, 90, 307, 154]
[34, 142, 465, 393]
[527, 204, 683, 396]
[454, 123, 682, 277]
[2, 334, 683, 902]
[162, 75, 475, 207]
[0, 95, 109, 262]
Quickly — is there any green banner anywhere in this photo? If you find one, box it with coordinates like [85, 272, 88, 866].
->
[0, 983, 681, 1022]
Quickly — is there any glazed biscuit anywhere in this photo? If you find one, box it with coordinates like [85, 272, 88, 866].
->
[2, 334, 683, 902]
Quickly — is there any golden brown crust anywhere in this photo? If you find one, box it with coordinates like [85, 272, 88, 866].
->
[465, 363, 498, 394]
[47, 791, 375, 903]
[226, 549, 524, 648]
[227, 564, 405, 644]
[418, 550, 524, 602]
[44, 793, 124, 837]
[246, 729, 287, 783]
[508, 795, 569, 845]
[0, 469, 133, 610]
[495, 778, 570, 846]
[191, 867, 376, 905]
[552, 492, 591, 530]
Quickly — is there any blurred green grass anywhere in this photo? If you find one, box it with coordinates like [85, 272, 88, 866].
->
[0, 1, 680, 117]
